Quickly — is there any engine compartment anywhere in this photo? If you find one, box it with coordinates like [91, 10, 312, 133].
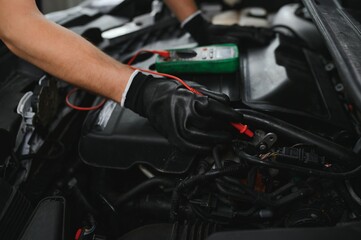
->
[1, 1, 361, 240]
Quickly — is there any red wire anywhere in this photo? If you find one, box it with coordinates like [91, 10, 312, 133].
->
[127, 50, 170, 65]
[74, 228, 83, 240]
[128, 50, 202, 95]
[130, 66, 202, 95]
[65, 88, 106, 111]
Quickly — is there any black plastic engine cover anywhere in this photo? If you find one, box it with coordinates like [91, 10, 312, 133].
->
[79, 102, 197, 174]
[242, 36, 353, 135]
[0, 180, 33, 240]
[207, 224, 361, 240]
[19, 197, 66, 240]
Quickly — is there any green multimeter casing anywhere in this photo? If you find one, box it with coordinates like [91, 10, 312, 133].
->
[155, 44, 239, 74]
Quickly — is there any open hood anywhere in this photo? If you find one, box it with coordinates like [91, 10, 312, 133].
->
[303, 0, 361, 110]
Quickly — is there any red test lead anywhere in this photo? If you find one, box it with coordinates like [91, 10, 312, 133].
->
[231, 123, 254, 138]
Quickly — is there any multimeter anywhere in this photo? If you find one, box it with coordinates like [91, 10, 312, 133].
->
[155, 44, 239, 74]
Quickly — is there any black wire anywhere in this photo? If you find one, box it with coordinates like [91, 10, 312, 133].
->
[212, 146, 272, 206]
[170, 164, 246, 222]
[215, 193, 234, 206]
[239, 109, 359, 166]
[345, 180, 361, 207]
[213, 146, 264, 203]
[235, 208, 258, 218]
[18, 154, 36, 160]
[213, 145, 246, 198]
[190, 203, 229, 225]
[212, 145, 247, 189]
[71, 183, 98, 215]
[213, 145, 224, 169]
[271, 25, 304, 42]
[270, 182, 295, 198]
[213, 146, 314, 208]
[215, 181, 253, 203]
[10, 151, 20, 165]
[247, 167, 257, 189]
[115, 177, 174, 207]
[170, 161, 303, 221]
[171, 146, 319, 221]
[7, 151, 20, 180]
[271, 24, 315, 51]
[237, 150, 361, 179]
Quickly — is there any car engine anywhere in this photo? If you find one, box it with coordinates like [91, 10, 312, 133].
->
[1, 0, 361, 240]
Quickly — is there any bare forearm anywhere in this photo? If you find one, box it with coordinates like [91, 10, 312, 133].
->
[163, 0, 198, 22]
[0, 1, 133, 102]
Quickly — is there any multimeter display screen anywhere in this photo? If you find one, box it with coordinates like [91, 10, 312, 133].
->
[216, 48, 234, 59]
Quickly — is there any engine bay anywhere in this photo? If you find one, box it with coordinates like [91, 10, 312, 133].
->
[1, 1, 361, 239]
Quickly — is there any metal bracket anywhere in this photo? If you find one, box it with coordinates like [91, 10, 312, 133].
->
[252, 130, 278, 152]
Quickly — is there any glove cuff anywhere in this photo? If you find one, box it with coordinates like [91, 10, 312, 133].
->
[182, 11, 211, 45]
[123, 71, 149, 117]
[120, 70, 140, 107]
[181, 10, 202, 28]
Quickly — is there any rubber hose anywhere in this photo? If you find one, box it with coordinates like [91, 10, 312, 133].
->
[238, 151, 361, 179]
[115, 177, 174, 207]
[238, 109, 359, 166]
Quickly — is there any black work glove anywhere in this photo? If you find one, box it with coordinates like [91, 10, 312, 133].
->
[182, 12, 275, 47]
[123, 71, 243, 152]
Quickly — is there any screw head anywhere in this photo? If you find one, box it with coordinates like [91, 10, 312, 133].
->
[259, 144, 267, 151]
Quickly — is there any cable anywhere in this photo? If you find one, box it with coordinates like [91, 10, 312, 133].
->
[271, 25, 304, 41]
[66, 88, 106, 111]
[115, 177, 175, 207]
[237, 150, 361, 179]
[131, 65, 202, 95]
[271, 25, 311, 49]
[212, 145, 263, 204]
[345, 180, 361, 207]
[74, 214, 97, 240]
[127, 50, 202, 95]
[74, 228, 84, 240]
[190, 203, 229, 225]
[170, 162, 306, 222]
[170, 164, 249, 222]
[238, 109, 359, 166]
[127, 49, 171, 65]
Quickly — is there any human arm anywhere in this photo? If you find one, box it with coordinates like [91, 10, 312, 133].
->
[163, 0, 198, 22]
[163, 0, 274, 46]
[0, 0, 133, 102]
[0, 0, 245, 152]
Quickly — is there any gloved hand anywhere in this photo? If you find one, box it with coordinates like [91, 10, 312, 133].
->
[123, 71, 244, 152]
[182, 11, 275, 47]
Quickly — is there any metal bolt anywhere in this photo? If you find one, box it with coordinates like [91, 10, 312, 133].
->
[335, 83, 344, 92]
[325, 63, 335, 71]
[259, 144, 267, 151]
